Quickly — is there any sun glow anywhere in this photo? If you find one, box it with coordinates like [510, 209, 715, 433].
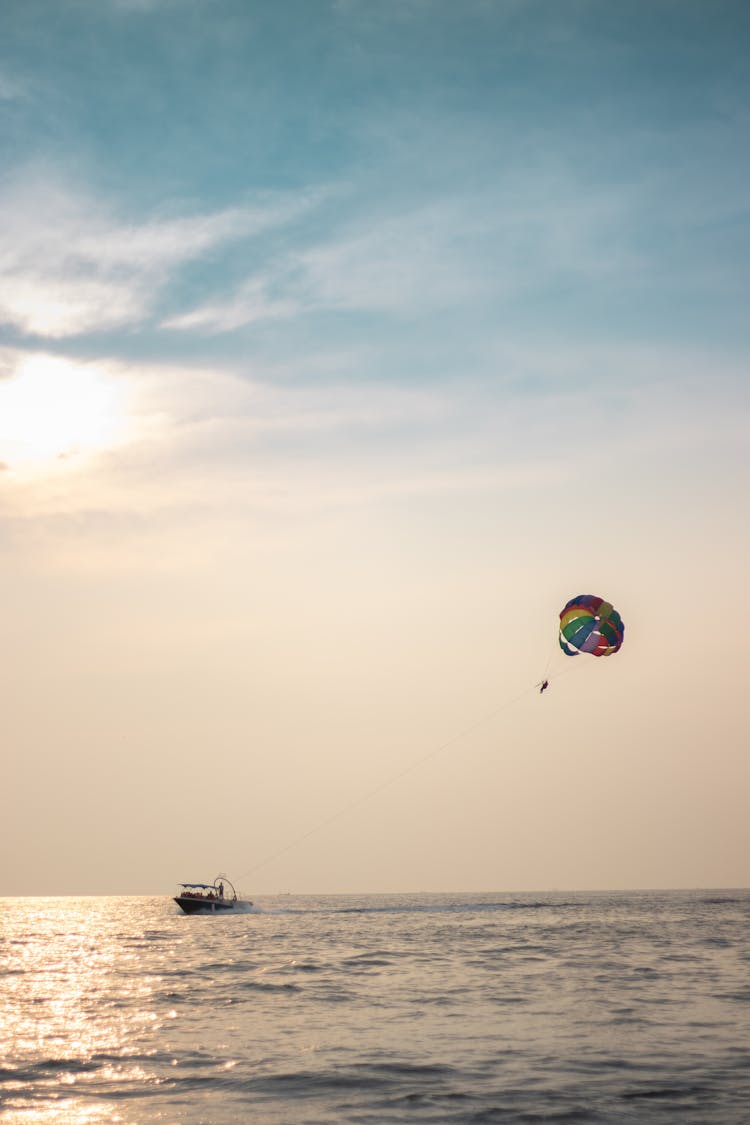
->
[0, 355, 129, 470]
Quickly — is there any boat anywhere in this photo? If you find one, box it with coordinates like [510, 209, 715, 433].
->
[173, 875, 251, 914]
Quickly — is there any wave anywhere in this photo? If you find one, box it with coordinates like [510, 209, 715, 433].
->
[301, 900, 575, 916]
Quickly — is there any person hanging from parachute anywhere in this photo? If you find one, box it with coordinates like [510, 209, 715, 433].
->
[539, 594, 624, 695]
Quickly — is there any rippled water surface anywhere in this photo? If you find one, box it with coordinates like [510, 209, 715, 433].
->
[2, 890, 749, 1123]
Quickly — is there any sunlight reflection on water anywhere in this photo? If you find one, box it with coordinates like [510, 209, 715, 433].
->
[2, 891, 749, 1124]
[1, 898, 168, 1124]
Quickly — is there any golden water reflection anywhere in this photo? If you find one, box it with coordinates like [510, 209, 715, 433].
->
[1, 897, 169, 1123]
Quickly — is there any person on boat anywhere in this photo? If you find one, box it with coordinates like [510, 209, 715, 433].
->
[218, 882, 224, 899]
[539, 679, 549, 694]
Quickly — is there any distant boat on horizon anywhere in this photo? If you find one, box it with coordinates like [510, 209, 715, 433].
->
[173, 875, 252, 914]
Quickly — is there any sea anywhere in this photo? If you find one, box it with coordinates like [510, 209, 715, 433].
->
[2, 890, 749, 1124]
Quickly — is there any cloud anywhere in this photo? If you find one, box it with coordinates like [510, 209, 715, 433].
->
[295, 206, 475, 314]
[162, 278, 301, 333]
[161, 207, 481, 334]
[5, 332, 744, 534]
[165, 198, 496, 333]
[0, 332, 746, 600]
[0, 173, 319, 338]
[0, 361, 394, 541]
[161, 178, 644, 335]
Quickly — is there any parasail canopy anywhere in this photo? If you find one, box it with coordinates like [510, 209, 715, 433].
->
[559, 594, 624, 657]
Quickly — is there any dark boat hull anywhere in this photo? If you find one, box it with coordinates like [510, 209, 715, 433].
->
[174, 895, 245, 914]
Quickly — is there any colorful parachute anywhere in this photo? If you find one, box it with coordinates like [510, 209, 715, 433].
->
[559, 594, 624, 657]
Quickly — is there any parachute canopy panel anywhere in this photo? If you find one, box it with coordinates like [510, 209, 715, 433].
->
[559, 594, 624, 657]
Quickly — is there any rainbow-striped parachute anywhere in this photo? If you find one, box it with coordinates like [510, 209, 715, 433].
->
[559, 594, 624, 657]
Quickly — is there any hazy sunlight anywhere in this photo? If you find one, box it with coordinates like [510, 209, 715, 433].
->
[0, 355, 129, 470]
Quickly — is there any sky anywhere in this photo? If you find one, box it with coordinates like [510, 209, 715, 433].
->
[2, 0, 749, 896]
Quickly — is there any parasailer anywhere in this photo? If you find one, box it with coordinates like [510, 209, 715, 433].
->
[558, 594, 624, 657]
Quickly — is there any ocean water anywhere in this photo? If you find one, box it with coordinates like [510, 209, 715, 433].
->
[2, 890, 749, 1123]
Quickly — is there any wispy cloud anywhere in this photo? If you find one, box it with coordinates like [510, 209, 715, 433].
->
[162, 177, 644, 335]
[162, 277, 301, 333]
[3, 334, 745, 536]
[0, 173, 320, 338]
